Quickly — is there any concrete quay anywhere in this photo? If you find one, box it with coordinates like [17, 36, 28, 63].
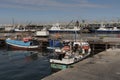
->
[42, 49, 120, 80]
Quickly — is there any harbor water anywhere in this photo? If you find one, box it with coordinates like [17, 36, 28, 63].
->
[0, 32, 120, 80]
[0, 48, 51, 80]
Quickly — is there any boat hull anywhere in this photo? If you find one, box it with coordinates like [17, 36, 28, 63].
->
[6, 39, 40, 50]
[49, 30, 80, 33]
[90, 30, 120, 33]
[50, 50, 91, 70]
[6, 44, 40, 50]
[51, 63, 70, 70]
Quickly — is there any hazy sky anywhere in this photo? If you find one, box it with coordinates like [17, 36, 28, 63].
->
[0, 0, 120, 24]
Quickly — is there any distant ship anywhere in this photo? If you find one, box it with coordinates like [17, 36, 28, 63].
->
[12, 24, 36, 32]
[90, 23, 120, 33]
[48, 23, 80, 33]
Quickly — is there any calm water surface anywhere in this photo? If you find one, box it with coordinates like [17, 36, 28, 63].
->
[1, 33, 120, 80]
[0, 49, 51, 80]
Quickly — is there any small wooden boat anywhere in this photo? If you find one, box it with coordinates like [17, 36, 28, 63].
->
[50, 41, 91, 70]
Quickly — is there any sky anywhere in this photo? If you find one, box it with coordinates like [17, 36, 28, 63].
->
[0, 0, 120, 24]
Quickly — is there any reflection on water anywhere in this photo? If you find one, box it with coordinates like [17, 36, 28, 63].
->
[0, 50, 51, 80]
[8, 51, 38, 61]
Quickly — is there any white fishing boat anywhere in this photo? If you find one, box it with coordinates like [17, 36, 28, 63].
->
[49, 25, 91, 70]
[50, 40, 91, 70]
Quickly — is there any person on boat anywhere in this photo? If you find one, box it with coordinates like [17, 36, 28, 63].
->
[73, 44, 79, 52]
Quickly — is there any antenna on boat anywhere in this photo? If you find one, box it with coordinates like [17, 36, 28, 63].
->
[74, 30, 77, 42]
[74, 20, 80, 42]
[26, 21, 32, 31]
[12, 18, 16, 31]
[80, 20, 85, 40]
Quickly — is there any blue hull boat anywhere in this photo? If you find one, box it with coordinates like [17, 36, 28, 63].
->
[5, 38, 40, 50]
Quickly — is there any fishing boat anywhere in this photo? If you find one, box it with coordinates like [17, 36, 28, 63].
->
[5, 37, 40, 50]
[90, 23, 120, 33]
[12, 25, 28, 32]
[48, 23, 80, 33]
[12, 23, 37, 32]
[50, 40, 91, 70]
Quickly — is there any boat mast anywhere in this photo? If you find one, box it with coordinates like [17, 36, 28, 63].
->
[12, 18, 16, 31]
[74, 20, 79, 42]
